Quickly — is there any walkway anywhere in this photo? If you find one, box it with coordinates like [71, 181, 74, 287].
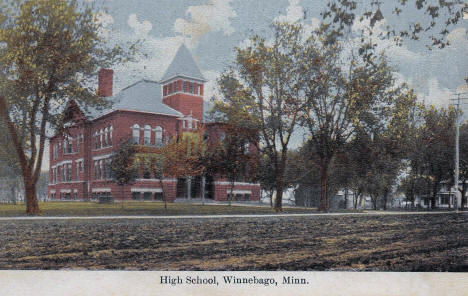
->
[0, 210, 465, 221]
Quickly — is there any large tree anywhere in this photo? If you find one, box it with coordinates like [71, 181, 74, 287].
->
[0, 0, 131, 214]
[419, 106, 456, 209]
[459, 122, 468, 208]
[300, 19, 416, 211]
[214, 22, 307, 212]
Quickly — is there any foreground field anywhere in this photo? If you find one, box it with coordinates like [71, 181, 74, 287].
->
[0, 213, 466, 271]
[0, 202, 316, 217]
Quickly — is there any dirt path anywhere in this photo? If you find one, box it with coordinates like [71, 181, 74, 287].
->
[0, 210, 463, 220]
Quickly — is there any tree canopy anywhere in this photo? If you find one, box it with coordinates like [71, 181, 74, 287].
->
[0, 0, 134, 214]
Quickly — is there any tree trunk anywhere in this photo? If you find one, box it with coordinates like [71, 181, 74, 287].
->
[383, 190, 388, 211]
[344, 187, 348, 209]
[319, 160, 329, 212]
[24, 180, 40, 215]
[10, 184, 17, 205]
[372, 195, 377, 210]
[461, 182, 467, 209]
[269, 188, 274, 208]
[229, 182, 234, 206]
[431, 181, 438, 210]
[0, 97, 40, 214]
[201, 174, 205, 206]
[159, 179, 167, 211]
[353, 189, 358, 210]
[274, 154, 287, 212]
[274, 184, 283, 212]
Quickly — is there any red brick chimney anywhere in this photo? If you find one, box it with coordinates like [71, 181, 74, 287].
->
[98, 68, 113, 97]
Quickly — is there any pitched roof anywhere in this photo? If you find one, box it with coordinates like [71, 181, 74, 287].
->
[160, 44, 206, 83]
[85, 80, 183, 120]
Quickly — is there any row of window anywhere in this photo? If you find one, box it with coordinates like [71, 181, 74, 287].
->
[93, 126, 113, 150]
[52, 134, 84, 159]
[94, 158, 113, 180]
[51, 160, 85, 184]
[132, 124, 164, 146]
[227, 193, 251, 201]
[138, 161, 162, 180]
[182, 116, 198, 130]
[53, 192, 79, 200]
[164, 80, 202, 96]
[132, 192, 163, 201]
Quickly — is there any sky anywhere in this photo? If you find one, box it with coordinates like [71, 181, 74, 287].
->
[41, 0, 468, 170]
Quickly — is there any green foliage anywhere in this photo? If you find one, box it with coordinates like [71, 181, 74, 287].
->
[214, 22, 308, 211]
[322, 0, 465, 49]
[408, 106, 456, 208]
[111, 142, 138, 186]
[0, 0, 134, 213]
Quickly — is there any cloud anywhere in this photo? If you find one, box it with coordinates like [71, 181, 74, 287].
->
[174, 0, 237, 45]
[201, 70, 222, 101]
[457, 83, 468, 94]
[447, 27, 468, 48]
[417, 77, 453, 107]
[351, 18, 419, 62]
[127, 13, 152, 37]
[112, 35, 186, 89]
[275, 0, 320, 37]
[95, 11, 114, 39]
[276, 0, 303, 23]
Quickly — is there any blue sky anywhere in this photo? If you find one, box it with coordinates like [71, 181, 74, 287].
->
[92, 0, 468, 107]
[41, 0, 468, 170]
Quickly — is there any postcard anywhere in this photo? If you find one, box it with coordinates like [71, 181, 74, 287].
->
[0, 0, 467, 295]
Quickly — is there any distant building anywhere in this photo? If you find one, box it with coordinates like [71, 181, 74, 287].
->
[48, 44, 260, 202]
[260, 188, 296, 206]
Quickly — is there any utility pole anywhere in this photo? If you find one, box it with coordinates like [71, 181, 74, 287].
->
[450, 92, 468, 212]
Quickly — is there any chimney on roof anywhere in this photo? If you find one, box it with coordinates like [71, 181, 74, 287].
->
[98, 68, 113, 97]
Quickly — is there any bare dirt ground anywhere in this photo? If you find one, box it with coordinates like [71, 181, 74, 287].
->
[0, 213, 466, 271]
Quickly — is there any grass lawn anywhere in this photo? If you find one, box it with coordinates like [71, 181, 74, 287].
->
[0, 202, 317, 217]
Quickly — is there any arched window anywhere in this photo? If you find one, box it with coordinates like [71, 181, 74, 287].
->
[99, 160, 103, 180]
[155, 126, 163, 146]
[68, 137, 73, 153]
[132, 124, 140, 144]
[93, 132, 98, 150]
[109, 126, 113, 145]
[144, 125, 151, 146]
[104, 127, 109, 147]
[99, 129, 103, 148]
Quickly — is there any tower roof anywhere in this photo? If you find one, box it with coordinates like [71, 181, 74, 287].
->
[160, 44, 206, 83]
